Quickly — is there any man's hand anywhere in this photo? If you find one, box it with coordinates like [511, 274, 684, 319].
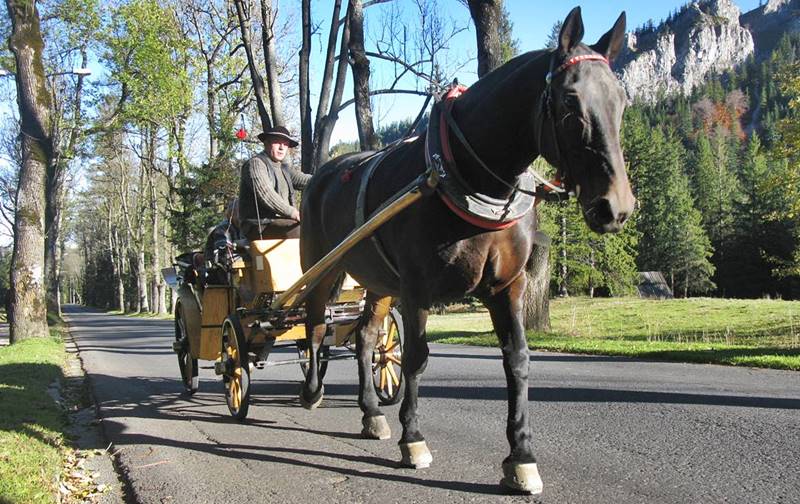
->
[290, 208, 300, 221]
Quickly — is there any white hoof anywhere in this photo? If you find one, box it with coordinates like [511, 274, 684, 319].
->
[500, 462, 543, 495]
[399, 441, 433, 469]
[361, 415, 391, 440]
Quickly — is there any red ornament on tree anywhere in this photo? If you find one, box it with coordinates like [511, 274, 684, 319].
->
[235, 127, 247, 140]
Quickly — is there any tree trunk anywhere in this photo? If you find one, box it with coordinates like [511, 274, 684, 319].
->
[558, 209, 569, 297]
[6, 0, 52, 342]
[348, 0, 379, 150]
[467, 0, 503, 77]
[207, 66, 217, 160]
[259, 0, 284, 127]
[137, 249, 149, 313]
[523, 232, 551, 331]
[299, 0, 313, 173]
[313, 13, 350, 170]
[146, 130, 165, 314]
[232, 0, 272, 132]
[44, 161, 64, 316]
[588, 247, 595, 298]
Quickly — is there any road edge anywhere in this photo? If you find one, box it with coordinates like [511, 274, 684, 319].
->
[62, 307, 133, 504]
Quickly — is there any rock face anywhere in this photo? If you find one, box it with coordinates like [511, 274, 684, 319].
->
[615, 0, 754, 103]
[740, 0, 800, 57]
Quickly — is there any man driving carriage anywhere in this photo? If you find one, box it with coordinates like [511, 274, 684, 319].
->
[238, 126, 311, 239]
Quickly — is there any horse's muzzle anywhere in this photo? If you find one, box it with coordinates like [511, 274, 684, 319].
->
[585, 197, 633, 234]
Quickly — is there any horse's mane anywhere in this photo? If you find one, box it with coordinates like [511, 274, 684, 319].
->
[465, 49, 550, 97]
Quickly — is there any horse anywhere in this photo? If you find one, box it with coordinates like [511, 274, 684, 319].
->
[298, 7, 634, 494]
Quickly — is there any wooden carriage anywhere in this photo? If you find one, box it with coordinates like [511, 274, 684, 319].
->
[163, 237, 403, 420]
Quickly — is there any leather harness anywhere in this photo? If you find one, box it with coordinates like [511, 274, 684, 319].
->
[350, 51, 612, 278]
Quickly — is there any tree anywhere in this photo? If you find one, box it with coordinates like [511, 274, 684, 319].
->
[348, 0, 379, 150]
[5, 0, 52, 342]
[631, 124, 715, 295]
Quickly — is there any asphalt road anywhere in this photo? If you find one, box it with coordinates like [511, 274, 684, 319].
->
[63, 305, 800, 504]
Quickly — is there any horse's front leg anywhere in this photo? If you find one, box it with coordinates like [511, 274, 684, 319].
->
[398, 302, 433, 468]
[356, 292, 393, 440]
[485, 275, 543, 495]
[299, 270, 341, 409]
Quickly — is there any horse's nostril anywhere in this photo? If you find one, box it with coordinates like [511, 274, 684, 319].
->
[617, 212, 628, 225]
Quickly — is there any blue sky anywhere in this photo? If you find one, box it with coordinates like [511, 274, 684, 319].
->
[0, 1, 766, 157]
[329, 0, 763, 143]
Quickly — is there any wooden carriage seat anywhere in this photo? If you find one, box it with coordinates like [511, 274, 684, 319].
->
[247, 239, 304, 293]
[233, 238, 362, 306]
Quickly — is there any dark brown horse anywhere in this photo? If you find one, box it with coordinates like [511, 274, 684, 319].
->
[299, 7, 634, 494]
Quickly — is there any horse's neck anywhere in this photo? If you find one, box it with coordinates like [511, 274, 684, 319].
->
[448, 52, 550, 197]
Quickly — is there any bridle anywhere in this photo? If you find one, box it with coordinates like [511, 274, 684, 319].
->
[536, 52, 610, 197]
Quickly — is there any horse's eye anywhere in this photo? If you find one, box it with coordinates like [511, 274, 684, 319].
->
[563, 94, 580, 109]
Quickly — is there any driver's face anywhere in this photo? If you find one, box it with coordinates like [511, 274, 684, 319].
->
[266, 138, 290, 162]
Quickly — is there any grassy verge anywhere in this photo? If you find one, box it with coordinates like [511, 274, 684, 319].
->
[0, 325, 68, 502]
[427, 297, 800, 370]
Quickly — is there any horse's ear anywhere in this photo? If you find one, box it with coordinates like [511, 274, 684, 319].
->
[558, 7, 584, 55]
[591, 12, 627, 63]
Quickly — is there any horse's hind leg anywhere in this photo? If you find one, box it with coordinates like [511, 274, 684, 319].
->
[357, 292, 393, 440]
[299, 269, 342, 409]
[485, 274, 543, 495]
[397, 301, 433, 468]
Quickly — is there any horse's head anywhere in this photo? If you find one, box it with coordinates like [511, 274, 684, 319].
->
[538, 7, 635, 234]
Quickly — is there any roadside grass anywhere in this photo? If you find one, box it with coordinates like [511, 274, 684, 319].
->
[0, 321, 68, 503]
[427, 297, 800, 370]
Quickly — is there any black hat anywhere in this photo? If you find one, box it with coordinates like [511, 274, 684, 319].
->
[257, 125, 299, 147]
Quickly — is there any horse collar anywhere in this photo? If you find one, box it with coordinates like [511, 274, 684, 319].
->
[425, 85, 537, 231]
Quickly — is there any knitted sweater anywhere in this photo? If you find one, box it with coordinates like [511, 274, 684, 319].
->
[238, 152, 312, 221]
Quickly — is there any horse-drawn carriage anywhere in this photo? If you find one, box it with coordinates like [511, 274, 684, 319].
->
[161, 7, 635, 496]
[162, 235, 404, 420]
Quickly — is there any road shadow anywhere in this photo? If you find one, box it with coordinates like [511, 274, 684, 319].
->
[100, 417, 516, 497]
[86, 370, 800, 498]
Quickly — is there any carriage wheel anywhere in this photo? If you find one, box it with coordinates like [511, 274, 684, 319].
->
[372, 307, 404, 405]
[297, 342, 329, 381]
[221, 315, 251, 420]
[175, 308, 198, 395]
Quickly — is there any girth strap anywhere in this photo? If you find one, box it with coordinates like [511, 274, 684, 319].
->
[355, 151, 401, 279]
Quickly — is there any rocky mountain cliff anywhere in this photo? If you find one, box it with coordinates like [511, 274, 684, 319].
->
[614, 0, 799, 103]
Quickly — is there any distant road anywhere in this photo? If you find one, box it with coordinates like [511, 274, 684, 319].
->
[63, 305, 800, 504]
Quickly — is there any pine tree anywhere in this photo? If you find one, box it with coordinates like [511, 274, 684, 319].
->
[632, 126, 715, 295]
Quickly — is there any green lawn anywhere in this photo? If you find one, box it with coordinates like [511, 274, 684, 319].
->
[427, 297, 800, 370]
[0, 334, 67, 503]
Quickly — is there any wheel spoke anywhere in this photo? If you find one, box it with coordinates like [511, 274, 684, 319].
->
[379, 365, 387, 390]
[385, 369, 393, 396]
[387, 354, 402, 366]
[387, 362, 400, 387]
[385, 323, 396, 349]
